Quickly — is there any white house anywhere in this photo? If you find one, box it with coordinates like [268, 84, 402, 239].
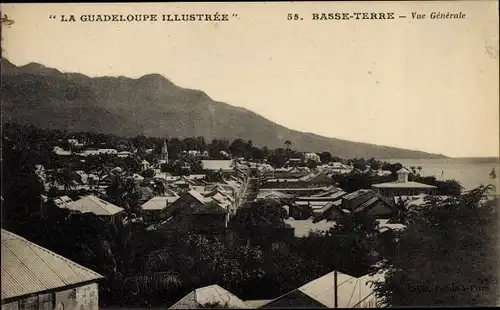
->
[304, 153, 321, 163]
[372, 168, 437, 197]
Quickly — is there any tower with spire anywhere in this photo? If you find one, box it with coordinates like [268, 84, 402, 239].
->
[161, 139, 169, 164]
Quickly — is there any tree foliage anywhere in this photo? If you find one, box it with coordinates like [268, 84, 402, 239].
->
[373, 185, 499, 307]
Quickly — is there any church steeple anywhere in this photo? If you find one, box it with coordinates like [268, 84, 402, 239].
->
[161, 139, 169, 164]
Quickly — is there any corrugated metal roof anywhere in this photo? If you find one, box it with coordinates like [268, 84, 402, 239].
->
[1, 229, 103, 300]
[141, 196, 179, 211]
[342, 189, 372, 200]
[296, 270, 385, 308]
[187, 190, 210, 204]
[354, 197, 379, 213]
[314, 200, 343, 214]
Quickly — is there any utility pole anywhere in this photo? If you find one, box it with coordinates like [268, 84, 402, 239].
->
[334, 270, 338, 308]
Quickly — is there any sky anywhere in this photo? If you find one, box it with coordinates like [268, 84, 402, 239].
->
[2, 1, 499, 158]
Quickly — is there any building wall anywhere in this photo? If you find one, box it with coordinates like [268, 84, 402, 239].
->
[324, 207, 346, 221]
[289, 205, 310, 220]
[2, 301, 18, 310]
[376, 187, 434, 198]
[365, 201, 395, 218]
[2, 283, 99, 310]
[144, 210, 167, 222]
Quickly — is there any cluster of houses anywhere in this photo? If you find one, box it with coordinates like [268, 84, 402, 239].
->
[52, 140, 226, 161]
[32, 139, 254, 232]
[43, 162, 250, 233]
[2, 137, 449, 309]
[251, 164, 439, 238]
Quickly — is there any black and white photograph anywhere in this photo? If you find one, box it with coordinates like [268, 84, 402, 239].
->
[1, 1, 499, 309]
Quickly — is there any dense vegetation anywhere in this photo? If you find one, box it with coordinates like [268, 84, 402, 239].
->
[373, 186, 499, 306]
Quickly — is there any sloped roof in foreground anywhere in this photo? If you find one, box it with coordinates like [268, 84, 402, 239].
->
[169, 284, 249, 309]
[263, 270, 385, 308]
[1, 229, 103, 300]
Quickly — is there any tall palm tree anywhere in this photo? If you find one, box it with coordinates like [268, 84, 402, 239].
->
[410, 166, 417, 175]
[152, 179, 167, 196]
[284, 140, 292, 150]
[106, 175, 141, 216]
[417, 166, 423, 175]
[53, 168, 76, 192]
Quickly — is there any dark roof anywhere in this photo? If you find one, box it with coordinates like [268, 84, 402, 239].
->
[342, 189, 372, 200]
[353, 196, 380, 213]
[353, 194, 396, 214]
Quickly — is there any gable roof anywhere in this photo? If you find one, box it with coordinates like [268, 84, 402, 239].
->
[313, 200, 344, 215]
[65, 195, 124, 216]
[208, 191, 234, 203]
[396, 167, 411, 174]
[353, 197, 381, 213]
[372, 181, 437, 189]
[174, 175, 196, 185]
[342, 189, 372, 201]
[1, 229, 103, 300]
[194, 200, 229, 214]
[265, 270, 385, 308]
[169, 284, 249, 309]
[205, 183, 230, 193]
[185, 189, 210, 205]
[141, 195, 180, 211]
[298, 270, 384, 308]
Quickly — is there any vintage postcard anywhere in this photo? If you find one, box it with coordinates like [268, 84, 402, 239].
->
[1, 1, 499, 309]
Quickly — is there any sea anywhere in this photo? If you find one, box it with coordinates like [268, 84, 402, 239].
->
[380, 158, 500, 194]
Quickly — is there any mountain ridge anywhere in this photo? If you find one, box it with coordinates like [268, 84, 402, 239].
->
[0, 58, 447, 159]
